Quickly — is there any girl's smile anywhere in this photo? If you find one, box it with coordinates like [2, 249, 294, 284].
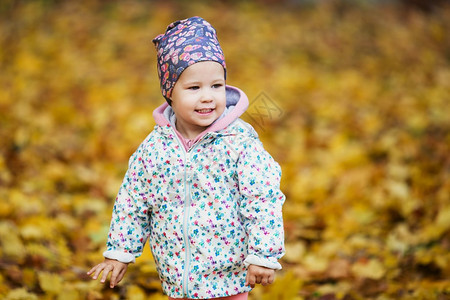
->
[195, 108, 215, 114]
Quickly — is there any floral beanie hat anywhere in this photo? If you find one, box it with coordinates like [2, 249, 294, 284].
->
[152, 16, 227, 104]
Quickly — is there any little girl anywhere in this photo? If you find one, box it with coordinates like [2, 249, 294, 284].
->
[88, 16, 285, 300]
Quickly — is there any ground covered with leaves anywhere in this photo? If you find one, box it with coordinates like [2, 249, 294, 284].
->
[0, 1, 449, 299]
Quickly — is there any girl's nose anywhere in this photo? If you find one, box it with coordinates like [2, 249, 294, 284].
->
[200, 88, 213, 102]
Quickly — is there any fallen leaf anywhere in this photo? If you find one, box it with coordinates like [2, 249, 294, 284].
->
[351, 258, 386, 280]
[37, 272, 63, 295]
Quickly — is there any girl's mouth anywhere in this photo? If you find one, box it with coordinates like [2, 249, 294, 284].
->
[196, 108, 214, 114]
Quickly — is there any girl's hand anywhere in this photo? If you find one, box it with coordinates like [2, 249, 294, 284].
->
[245, 264, 275, 288]
[87, 258, 128, 288]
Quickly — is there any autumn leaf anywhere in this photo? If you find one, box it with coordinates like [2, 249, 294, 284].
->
[5, 288, 38, 300]
[37, 272, 63, 295]
[351, 258, 386, 280]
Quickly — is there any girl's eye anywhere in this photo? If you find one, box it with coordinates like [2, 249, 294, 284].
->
[188, 86, 200, 90]
[212, 84, 223, 89]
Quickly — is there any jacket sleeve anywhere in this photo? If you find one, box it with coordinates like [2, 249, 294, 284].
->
[237, 136, 285, 270]
[103, 141, 153, 263]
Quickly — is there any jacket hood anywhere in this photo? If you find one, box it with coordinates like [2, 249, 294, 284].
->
[152, 85, 249, 138]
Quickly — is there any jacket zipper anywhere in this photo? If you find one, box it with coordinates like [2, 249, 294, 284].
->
[182, 153, 192, 298]
[171, 129, 209, 298]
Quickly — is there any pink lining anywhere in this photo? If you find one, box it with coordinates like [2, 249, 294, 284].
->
[152, 85, 249, 151]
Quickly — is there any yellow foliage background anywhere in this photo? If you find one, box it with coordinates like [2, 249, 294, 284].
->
[1, 1, 449, 299]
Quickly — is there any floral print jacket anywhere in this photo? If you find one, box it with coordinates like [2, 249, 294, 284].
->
[103, 86, 285, 299]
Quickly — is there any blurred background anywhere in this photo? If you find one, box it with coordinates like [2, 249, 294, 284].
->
[0, 0, 449, 299]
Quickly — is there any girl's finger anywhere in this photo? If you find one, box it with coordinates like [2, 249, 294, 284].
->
[92, 264, 105, 280]
[88, 264, 103, 277]
[87, 265, 98, 276]
[246, 273, 256, 288]
[109, 272, 116, 288]
[117, 267, 127, 282]
[111, 266, 127, 288]
[100, 265, 113, 283]
[261, 276, 269, 286]
[110, 265, 123, 288]
[268, 272, 275, 284]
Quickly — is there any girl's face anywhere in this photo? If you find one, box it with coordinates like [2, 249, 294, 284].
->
[170, 61, 226, 139]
